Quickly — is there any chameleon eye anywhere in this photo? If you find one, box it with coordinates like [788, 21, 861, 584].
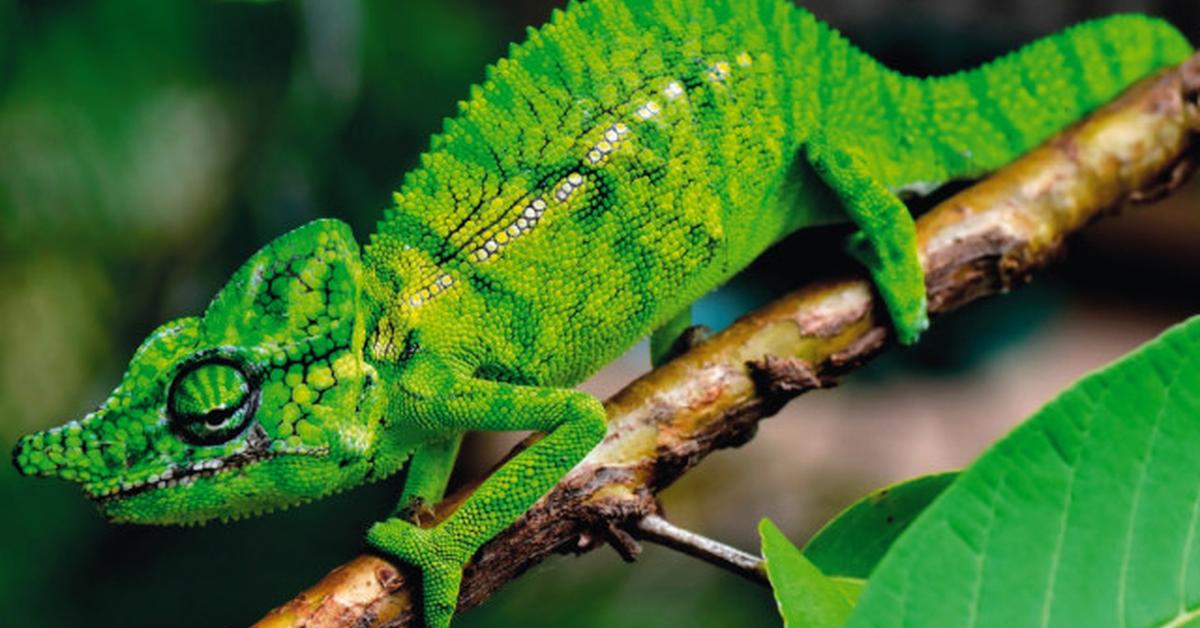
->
[167, 361, 257, 445]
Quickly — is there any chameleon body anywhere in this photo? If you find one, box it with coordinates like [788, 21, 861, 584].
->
[12, 1, 1192, 625]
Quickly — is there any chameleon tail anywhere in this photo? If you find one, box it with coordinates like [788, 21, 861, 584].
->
[810, 13, 1190, 344]
[921, 14, 1194, 180]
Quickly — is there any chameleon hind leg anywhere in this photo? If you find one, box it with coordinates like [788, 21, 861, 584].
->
[650, 305, 694, 368]
[368, 368, 607, 627]
[806, 132, 929, 344]
[649, 305, 713, 368]
[393, 434, 464, 522]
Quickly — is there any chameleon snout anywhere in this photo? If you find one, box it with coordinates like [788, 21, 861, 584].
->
[11, 420, 109, 481]
[12, 432, 46, 477]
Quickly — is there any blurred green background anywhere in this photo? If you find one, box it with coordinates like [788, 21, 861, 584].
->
[1, 1, 1197, 625]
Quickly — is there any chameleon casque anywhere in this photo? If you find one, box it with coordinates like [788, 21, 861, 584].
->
[12, 0, 1193, 625]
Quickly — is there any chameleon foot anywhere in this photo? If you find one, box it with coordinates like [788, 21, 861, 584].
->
[367, 518, 465, 628]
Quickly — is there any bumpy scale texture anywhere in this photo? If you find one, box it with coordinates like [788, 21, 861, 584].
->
[13, 1, 1192, 625]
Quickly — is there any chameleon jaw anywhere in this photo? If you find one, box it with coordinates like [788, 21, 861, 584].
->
[88, 449, 278, 503]
[85, 423, 330, 504]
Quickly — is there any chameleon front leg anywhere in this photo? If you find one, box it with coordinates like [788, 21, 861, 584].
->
[393, 434, 464, 521]
[806, 132, 929, 344]
[368, 371, 607, 627]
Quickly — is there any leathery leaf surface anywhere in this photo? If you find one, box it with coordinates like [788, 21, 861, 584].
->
[760, 518, 858, 627]
[849, 316, 1200, 627]
[804, 472, 957, 579]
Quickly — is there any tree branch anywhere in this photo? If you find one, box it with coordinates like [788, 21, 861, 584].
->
[254, 54, 1200, 627]
[634, 514, 768, 586]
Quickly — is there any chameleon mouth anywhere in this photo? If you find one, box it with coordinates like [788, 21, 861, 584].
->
[86, 423, 329, 503]
[89, 448, 282, 503]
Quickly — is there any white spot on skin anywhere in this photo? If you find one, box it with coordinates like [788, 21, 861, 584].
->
[466, 193, 556, 268]
[588, 124, 629, 166]
[707, 61, 731, 82]
[568, 172, 583, 187]
[636, 100, 662, 120]
[664, 81, 684, 100]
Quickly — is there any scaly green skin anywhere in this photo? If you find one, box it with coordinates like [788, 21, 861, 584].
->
[12, 2, 1192, 625]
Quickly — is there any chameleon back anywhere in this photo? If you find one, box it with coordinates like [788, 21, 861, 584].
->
[363, 1, 1192, 385]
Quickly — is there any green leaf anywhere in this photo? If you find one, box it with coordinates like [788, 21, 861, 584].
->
[849, 316, 1200, 627]
[804, 472, 957, 578]
[830, 577, 867, 605]
[760, 518, 856, 627]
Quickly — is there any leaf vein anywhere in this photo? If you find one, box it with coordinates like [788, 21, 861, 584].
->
[1039, 384, 1113, 628]
[1116, 358, 1181, 627]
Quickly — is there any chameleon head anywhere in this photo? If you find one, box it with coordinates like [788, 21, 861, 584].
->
[11, 219, 387, 524]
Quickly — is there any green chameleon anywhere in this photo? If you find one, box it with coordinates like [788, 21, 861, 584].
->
[12, 0, 1192, 625]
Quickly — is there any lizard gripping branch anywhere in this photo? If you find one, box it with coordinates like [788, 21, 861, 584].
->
[11, 1, 1197, 626]
[260, 51, 1200, 627]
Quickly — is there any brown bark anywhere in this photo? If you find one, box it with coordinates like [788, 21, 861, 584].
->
[254, 54, 1200, 627]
